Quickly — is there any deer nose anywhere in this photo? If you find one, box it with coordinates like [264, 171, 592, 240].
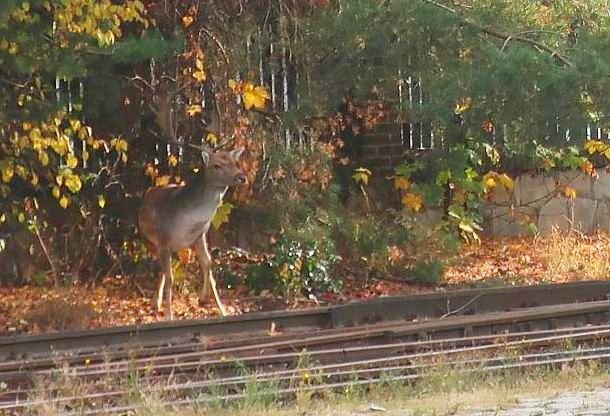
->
[235, 173, 247, 184]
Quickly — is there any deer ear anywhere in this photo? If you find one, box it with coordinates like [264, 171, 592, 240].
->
[229, 147, 245, 161]
[200, 150, 210, 165]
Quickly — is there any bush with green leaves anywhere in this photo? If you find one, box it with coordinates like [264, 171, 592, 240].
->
[246, 236, 341, 300]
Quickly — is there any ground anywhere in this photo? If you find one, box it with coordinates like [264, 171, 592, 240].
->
[84, 363, 610, 416]
[1, 231, 609, 335]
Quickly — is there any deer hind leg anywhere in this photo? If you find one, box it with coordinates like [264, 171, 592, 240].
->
[158, 248, 174, 320]
[194, 234, 227, 317]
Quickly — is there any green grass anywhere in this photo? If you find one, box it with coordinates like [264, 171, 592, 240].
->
[23, 347, 610, 416]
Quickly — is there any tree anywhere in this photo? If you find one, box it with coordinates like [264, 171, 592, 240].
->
[0, 0, 152, 283]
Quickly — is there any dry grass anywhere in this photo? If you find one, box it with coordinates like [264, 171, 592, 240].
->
[536, 228, 610, 281]
[20, 344, 610, 416]
[445, 229, 610, 286]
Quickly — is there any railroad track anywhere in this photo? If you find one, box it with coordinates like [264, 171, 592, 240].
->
[1, 280, 609, 360]
[1, 280, 610, 414]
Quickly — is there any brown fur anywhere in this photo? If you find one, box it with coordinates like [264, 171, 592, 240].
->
[137, 148, 246, 319]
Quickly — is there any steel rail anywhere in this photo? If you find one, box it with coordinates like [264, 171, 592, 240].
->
[1, 280, 608, 360]
[4, 321, 609, 402]
[3, 323, 608, 402]
[5, 344, 610, 412]
[2, 300, 609, 385]
[50, 348, 610, 416]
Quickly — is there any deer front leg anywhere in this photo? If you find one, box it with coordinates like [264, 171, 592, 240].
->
[194, 234, 227, 316]
[155, 265, 166, 312]
[159, 248, 174, 320]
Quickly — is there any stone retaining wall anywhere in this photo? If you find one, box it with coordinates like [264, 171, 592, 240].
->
[483, 169, 610, 236]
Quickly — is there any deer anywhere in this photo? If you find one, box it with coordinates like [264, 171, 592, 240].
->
[137, 145, 247, 320]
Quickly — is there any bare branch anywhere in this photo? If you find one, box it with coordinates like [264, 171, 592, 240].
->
[199, 26, 230, 65]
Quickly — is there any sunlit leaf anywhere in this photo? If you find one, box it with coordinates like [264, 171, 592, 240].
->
[192, 70, 206, 83]
[182, 15, 194, 27]
[394, 176, 411, 191]
[168, 154, 178, 167]
[484, 175, 497, 190]
[206, 133, 218, 145]
[212, 202, 234, 230]
[352, 167, 372, 186]
[59, 195, 69, 209]
[155, 175, 170, 187]
[243, 83, 270, 110]
[402, 192, 423, 212]
[64, 175, 82, 193]
[454, 97, 472, 114]
[98, 195, 106, 208]
[187, 104, 202, 116]
[67, 154, 78, 169]
[564, 186, 577, 200]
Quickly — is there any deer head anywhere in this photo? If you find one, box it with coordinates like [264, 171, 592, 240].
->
[193, 145, 247, 188]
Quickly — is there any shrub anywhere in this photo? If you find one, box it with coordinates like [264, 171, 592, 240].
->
[246, 236, 341, 299]
[408, 259, 445, 285]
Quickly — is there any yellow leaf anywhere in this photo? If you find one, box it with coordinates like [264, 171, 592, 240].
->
[59, 195, 69, 209]
[65, 175, 82, 193]
[67, 154, 78, 169]
[584, 140, 600, 155]
[454, 97, 472, 114]
[484, 176, 497, 190]
[52, 186, 61, 199]
[564, 186, 577, 200]
[352, 167, 372, 186]
[228, 79, 238, 90]
[402, 192, 423, 212]
[243, 85, 270, 110]
[69, 119, 82, 132]
[168, 154, 178, 167]
[18, 213, 25, 223]
[206, 133, 218, 145]
[182, 15, 194, 27]
[394, 176, 411, 191]
[498, 173, 514, 190]
[0, 213, 5, 223]
[121, 153, 128, 164]
[98, 195, 106, 208]
[192, 70, 206, 83]
[155, 175, 170, 187]
[115, 138, 128, 152]
[31, 172, 38, 186]
[541, 158, 555, 170]
[195, 58, 204, 70]
[604, 148, 610, 160]
[212, 202, 234, 230]
[459, 222, 475, 233]
[1, 165, 14, 183]
[187, 104, 202, 116]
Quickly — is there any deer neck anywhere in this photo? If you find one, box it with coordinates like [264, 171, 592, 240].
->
[178, 172, 228, 216]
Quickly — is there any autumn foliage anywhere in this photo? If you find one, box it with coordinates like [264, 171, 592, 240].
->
[2, 0, 610, 317]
